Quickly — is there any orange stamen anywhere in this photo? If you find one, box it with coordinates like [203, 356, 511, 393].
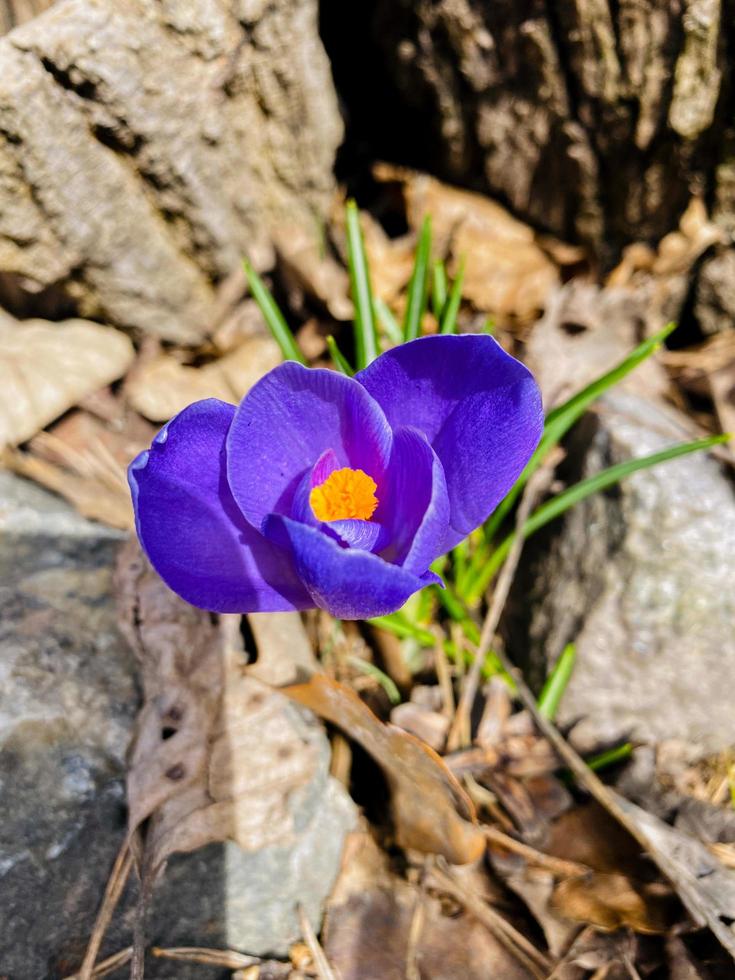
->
[309, 467, 378, 522]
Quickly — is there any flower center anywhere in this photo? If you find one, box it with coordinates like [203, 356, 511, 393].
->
[309, 467, 378, 522]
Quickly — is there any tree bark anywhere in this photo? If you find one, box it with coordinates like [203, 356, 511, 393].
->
[352, 0, 733, 293]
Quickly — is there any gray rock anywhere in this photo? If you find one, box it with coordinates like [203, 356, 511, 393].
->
[0, 472, 355, 977]
[0, 0, 341, 339]
[513, 391, 735, 756]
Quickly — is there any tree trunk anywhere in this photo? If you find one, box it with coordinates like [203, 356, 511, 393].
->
[326, 0, 734, 328]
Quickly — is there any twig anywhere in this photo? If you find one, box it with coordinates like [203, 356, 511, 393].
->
[78, 839, 134, 980]
[446, 460, 558, 751]
[405, 859, 431, 980]
[297, 904, 338, 980]
[489, 641, 735, 962]
[484, 826, 589, 878]
[543, 927, 592, 980]
[63, 947, 133, 980]
[151, 947, 259, 968]
[130, 846, 156, 980]
[430, 861, 553, 979]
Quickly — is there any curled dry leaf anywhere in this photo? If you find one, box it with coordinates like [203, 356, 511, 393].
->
[608, 197, 726, 287]
[3, 406, 154, 530]
[283, 675, 485, 864]
[374, 163, 561, 321]
[115, 543, 324, 872]
[551, 872, 673, 934]
[323, 830, 533, 980]
[0, 312, 134, 449]
[359, 211, 418, 305]
[126, 335, 281, 423]
[273, 223, 353, 320]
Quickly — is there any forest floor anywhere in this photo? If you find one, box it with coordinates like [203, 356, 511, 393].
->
[4, 166, 735, 980]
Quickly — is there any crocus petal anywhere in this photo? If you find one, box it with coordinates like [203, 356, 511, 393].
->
[227, 363, 393, 531]
[129, 399, 311, 613]
[263, 514, 438, 619]
[357, 335, 543, 548]
[328, 519, 385, 552]
[378, 426, 450, 573]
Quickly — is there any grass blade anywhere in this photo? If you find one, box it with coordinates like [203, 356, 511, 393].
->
[403, 215, 432, 341]
[243, 259, 306, 365]
[347, 655, 401, 704]
[326, 335, 354, 376]
[432, 259, 448, 319]
[467, 433, 728, 601]
[439, 258, 465, 334]
[345, 200, 380, 369]
[538, 643, 576, 720]
[586, 743, 633, 772]
[374, 297, 403, 345]
[370, 613, 436, 646]
[480, 321, 678, 545]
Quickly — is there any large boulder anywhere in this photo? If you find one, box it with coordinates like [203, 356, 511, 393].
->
[513, 390, 735, 756]
[0, 472, 355, 977]
[0, 0, 341, 340]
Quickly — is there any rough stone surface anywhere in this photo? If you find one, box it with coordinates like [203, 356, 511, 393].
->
[0, 0, 341, 340]
[0, 472, 355, 977]
[511, 392, 735, 757]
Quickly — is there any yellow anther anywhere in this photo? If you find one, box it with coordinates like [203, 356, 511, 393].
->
[309, 467, 378, 522]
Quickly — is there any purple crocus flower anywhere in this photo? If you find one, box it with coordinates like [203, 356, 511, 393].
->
[128, 334, 543, 619]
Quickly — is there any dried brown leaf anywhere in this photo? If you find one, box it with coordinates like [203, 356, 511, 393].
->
[245, 611, 319, 687]
[608, 198, 726, 286]
[0, 313, 134, 448]
[3, 446, 134, 529]
[284, 676, 485, 864]
[274, 223, 353, 320]
[390, 702, 449, 752]
[2, 405, 154, 530]
[323, 831, 534, 980]
[126, 335, 281, 423]
[360, 213, 416, 305]
[116, 545, 324, 872]
[374, 163, 560, 320]
[551, 873, 673, 934]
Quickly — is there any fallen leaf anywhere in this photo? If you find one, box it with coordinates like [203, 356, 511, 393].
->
[323, 830, 534, 980]
[274, 223, 353, 320]
[115, 544, 327, 872]
[2, 406, 154, 529]
[608, 198, 726, 286]
[546, 803, 644, 878]
[0, 312, 134, 449]
[374, 163, 561, 321]
[125, 335, 281, 423]
[245, 611, 318, 687]
[284, 675, 485, 864]
[359, 212, 417, 305]
[611, 789, 735, 958]
[551, 872, 673, 934]
[390, 701, 449, 752]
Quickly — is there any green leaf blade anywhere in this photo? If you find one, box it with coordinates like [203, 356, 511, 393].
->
[243, 259, 306, 365]
[538, 643, 576, 720]
[432, 259, 448, 320]
[326, 335, 355, 376]
[468, 433, 729, 601]
[439, 258, 465, 334]
[403, 216, 432, 341]
[345, 200, 380, 369]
